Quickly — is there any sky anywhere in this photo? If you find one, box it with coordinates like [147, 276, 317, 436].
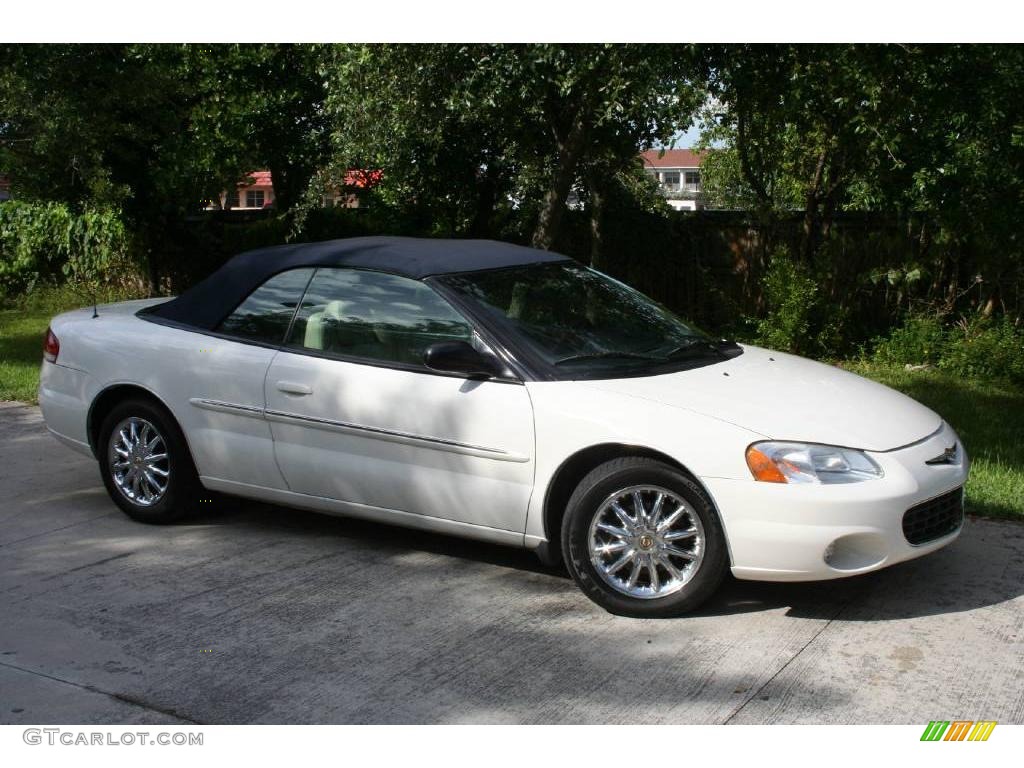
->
[675, 124, 703, 148]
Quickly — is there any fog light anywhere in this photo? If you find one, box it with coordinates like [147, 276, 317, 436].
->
[823, 541, 836, 564]
[823, 533, 888, 571]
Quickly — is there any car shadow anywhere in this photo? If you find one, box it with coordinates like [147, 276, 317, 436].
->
[191, 499, 1024, 622]
[196, 495, 563, 579]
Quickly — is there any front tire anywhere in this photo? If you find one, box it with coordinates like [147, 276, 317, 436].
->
[562, 458, 728, 618]
[98, 398, 201, 524]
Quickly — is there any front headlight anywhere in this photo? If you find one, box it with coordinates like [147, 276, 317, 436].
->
[745, 441, 883, 484]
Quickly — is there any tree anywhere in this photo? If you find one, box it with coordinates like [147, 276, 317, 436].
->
[863, 45, 1024, 316]
[0, 44, 333, 288]
[184, 44, 330, 215]
[699, 44, 920, 260]
[698, 43, 1024, 323]
[323, 44, 523, 238]
[0, 44, 226, 287]
[0, 45, 206, 212]
[323, 44, 701, 254]
[504, 44, 700, 251]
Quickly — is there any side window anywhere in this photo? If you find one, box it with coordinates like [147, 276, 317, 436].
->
[217, 268, 314, 344]
[286, 268, 472, 366]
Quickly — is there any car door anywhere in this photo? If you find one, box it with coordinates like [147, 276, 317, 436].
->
[177, 267, 315, 491]
[263, 267, 536, 533]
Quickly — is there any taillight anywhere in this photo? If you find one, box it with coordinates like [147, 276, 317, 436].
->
[43, 327, 60, 363]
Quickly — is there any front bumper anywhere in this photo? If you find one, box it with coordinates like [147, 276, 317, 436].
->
[703, 422, 969, 582]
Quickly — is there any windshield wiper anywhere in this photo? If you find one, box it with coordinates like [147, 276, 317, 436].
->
[554, 351, 664, 366]
[663, 339, 732, 360]
[555, 339, 741, 367]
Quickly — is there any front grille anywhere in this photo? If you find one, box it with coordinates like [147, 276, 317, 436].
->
[902, 487, 964, 545]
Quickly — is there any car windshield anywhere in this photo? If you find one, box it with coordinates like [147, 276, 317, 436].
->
[441, 261, 722, 375]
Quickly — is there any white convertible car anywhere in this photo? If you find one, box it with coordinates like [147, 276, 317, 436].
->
[39, 237, 969, 616]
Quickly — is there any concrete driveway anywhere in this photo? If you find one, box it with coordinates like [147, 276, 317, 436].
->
[1, 401, 1022, 724]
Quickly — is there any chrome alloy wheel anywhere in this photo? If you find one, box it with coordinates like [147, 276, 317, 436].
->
[108, 417, 170, 507]
[587, 485, 705, 599]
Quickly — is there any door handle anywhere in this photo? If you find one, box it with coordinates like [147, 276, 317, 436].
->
[276, 381, 313, 396]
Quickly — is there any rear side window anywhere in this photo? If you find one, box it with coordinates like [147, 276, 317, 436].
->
[217, 268, 314, 344]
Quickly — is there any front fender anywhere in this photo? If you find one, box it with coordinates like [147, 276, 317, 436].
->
[523, 381, 764, 544]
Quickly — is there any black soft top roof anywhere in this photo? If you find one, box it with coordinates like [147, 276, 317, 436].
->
[148, 236, 572, 330]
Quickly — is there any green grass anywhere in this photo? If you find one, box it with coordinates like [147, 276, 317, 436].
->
[0, 304, 54, 402]
[2, 289, 1021, 521]
[0, 285, 141, 403]
[844, 361, 1024, 521]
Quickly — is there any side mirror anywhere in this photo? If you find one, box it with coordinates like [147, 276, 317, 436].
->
[423, 340, 504, 379]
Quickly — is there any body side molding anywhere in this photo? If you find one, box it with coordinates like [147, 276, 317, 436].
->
[188, 397, 529, 462]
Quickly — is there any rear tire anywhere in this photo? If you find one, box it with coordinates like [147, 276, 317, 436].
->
[562, 457, 728, 618]
[97, 398, 202, 524]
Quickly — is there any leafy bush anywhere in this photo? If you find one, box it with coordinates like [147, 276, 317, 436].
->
[871, 314, 948, 367]
[756, 248, 819, 353]
[941, 316, 1024, 383]
[1, 282, 145, 314]
[0, 201, 137, 296]
[870, 313, 1024, 384]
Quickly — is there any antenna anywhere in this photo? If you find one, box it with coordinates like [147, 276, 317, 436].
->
[69, 280, 100, 318]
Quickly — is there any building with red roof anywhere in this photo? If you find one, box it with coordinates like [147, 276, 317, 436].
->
[212, 169, 382, 211]
[640, 149, 705, 211]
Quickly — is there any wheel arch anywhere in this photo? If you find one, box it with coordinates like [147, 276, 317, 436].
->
[540, 443, 724, 568]
[87, 383, 186, 459]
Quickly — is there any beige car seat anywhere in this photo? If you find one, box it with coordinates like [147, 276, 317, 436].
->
[303, 300, 352, 351]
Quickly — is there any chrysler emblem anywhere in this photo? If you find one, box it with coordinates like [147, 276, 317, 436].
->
[925, 444, 959, 466]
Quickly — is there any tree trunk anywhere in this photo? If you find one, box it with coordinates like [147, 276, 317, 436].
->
[532, 161, 578, 251]
[268, 164, 290, 213]
[269, 163, 312, 216]
[532, 122, 587, 251]
[588, 174, 605, 271]
[469, 162, 501, 238]
[736, 108, 771, 217]
[801, 148, 829, 263]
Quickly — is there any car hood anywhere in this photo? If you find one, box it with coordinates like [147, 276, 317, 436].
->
[583, 344, 941, 452]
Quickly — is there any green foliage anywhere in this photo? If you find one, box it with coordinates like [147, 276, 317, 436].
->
[1, 42, 1023, 351]
[0, 44, 332, 287]
[699, 44, 1024, 314]
[871, 313, 1024, 385]
[0, 45, 205, 213]
[0, 305, 51, 402]
[322, 44, 702, 250]
[755, 248, 819, 353]
[848, 360, 1024, 520]
[695, 119, 803, 212]
[871, 314, 949, 367]
[941, 317, 1024, 384]
[698, 44, 900, 226]
[183, 44, 330, 214]
[0, 201, 136, 296]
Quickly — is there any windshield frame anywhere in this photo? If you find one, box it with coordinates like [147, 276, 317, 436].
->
[431, 261, 741, 382]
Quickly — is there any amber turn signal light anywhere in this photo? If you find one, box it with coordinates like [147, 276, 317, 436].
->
[745, 445, 788, 483]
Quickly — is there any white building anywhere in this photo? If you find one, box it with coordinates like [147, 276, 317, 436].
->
[641, 148, 704, 211]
